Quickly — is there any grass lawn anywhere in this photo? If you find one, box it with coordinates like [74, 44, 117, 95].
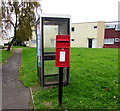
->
[20, 48, 118, 109]
[0, 50, 12, 64]
[0, 46, 25, 64]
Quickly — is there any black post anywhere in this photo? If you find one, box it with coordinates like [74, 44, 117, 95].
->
[58, 67, 63, 107]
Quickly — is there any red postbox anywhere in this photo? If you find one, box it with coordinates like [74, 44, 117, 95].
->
[56, 35, 70, 67]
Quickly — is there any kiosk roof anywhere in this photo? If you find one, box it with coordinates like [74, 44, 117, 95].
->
[40, 13, 71, 18]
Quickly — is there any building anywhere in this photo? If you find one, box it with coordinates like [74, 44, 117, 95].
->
[0, 37, 13, 46]
[103, 22, 120, 48]
[29, 27, 36, 47]
[43, 25, 58, 48]
[0, 27, 4, 46]
[0, 37, 4, 46]
[29, 25, 58, 48]
[30, 21, 120, 48]
[71, 21, 105, 48]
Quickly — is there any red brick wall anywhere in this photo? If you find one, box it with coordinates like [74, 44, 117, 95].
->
[104, 28, 120, 48]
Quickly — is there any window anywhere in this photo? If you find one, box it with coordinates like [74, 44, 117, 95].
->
[115, 24, 120, 31]
[94, 26, 97, 29]
[105, 24, 115, 29]
[105, 25, 110, 28]
[71, 39, 74, 41]
[104, 39, 114, 44]
[71, 27, 75, 31]
[115, 38, 120, 42]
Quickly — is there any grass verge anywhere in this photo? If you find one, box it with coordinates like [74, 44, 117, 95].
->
[20, 48, 118, 109]
[0, 50, 12, 64]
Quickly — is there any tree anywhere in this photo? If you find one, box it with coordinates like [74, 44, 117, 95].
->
[2, 1, 41, 51]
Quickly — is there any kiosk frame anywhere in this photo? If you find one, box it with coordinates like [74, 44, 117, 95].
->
[36, 14, 70, 87]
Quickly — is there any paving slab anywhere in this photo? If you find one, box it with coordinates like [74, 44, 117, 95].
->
[2, 48, 30, 110]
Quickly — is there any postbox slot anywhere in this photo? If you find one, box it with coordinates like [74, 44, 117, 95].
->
[56, 39, 69, 42]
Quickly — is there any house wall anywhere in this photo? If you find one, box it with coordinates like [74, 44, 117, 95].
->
[44, 25, 58, 48]
[0, 27, 4, 46]
[0, 37, 4, 46]
[97, 21, 105, 48]
[29, 27, 36, 47]
[30, 21, 120, 49]
[104, 28, 120, 48]
[29, 25, 58, 48]
[71, 22, 105, 48]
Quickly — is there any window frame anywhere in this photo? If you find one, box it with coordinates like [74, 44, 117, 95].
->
[104, 38, 114, 44]
[71, 39, 74, 41]
[94, 26, 97, 29]
[115, 38, 120, 42]
[71, 27, 75, 31]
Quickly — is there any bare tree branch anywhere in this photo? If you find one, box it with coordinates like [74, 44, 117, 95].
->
[2, 1, 41, 51]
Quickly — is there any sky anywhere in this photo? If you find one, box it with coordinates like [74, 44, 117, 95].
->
[41, 0, 120, 23]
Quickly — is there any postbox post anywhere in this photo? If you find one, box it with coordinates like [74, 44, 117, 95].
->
[56, 35, 70, 107]
[58, 67, 63, 107]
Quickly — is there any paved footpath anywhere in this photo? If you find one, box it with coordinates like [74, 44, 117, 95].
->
[2, 48, 30, 110]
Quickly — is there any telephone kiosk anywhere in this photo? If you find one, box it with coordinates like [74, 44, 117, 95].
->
[36, 14, 70, 87]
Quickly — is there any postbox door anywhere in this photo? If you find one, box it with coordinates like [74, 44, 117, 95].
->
[56, 35, 70, 67]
